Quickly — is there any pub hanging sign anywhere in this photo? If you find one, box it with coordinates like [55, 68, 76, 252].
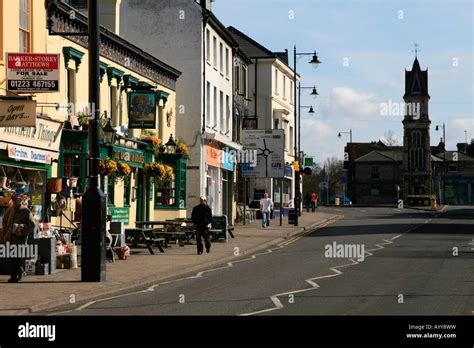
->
[128, 92, 156, 129]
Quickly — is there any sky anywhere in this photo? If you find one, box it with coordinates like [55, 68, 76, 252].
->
[213, 0, 473, 165]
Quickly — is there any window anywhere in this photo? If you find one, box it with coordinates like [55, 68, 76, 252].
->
[219, 42, 223, 72]
[110, 85, 118, 126]
[242, 65, 248, 98]
[123, 176, 131, 206]
[60, 134, 88, 193]
[213, 36, 217, 67]
[206, 81, 211, 124]
[155, 158, 187, 209]
[371, 166, 380, 179]
[225, 48, 229, 77]
[206, 29, 210, 61]
[234, 64, 240, 92]
[283, 75, 287, 100]
[68, 0, 87, 8]
[220, 91, 224, 132]
[448, 164, 457, 172]
[412, 130, 422, 146]
[289, 125, 293, 152]
[213, 86, 217, 127]
[274, 118, 279, 129]
[290, 80, 293, 104]
[19, 0, 31, 53]
[226, 95, 230, 136]
[274, 69, 279, 95]
[67, 69, 76, 105]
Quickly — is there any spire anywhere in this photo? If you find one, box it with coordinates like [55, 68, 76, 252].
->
[412, 56, 421, 71]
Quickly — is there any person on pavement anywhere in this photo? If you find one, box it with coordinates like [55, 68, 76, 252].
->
[191, 196, 213, 255]
[260, 193, 273, 228]
[311, 191, 318, 212]
[304, 193, 311, 213]
[0, 193, 36, 283]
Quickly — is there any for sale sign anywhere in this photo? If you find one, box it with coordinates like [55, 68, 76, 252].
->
[6, 53, 60, 93]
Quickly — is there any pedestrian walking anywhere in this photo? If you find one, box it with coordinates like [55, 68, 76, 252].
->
[0, 194, 36, 283]
[191, 196, 213, 255]
[260, 193, 273, 228]
[311, 191, 318, 212]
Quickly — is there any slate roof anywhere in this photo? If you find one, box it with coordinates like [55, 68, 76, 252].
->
[355, 150, 403, 163]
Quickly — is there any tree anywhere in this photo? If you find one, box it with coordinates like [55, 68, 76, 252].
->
[466, 139, 474, 157]
[381, 130, 401, 146]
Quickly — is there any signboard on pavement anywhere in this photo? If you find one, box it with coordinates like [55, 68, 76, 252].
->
[6, 53, 60, 93]
[242, 129, 285, 178]
[0, 99, 36, 127]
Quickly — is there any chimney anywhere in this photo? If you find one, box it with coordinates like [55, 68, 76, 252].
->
[457, 142, 468, 154]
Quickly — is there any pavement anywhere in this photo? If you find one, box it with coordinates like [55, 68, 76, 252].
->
[0, 210, 339, 315]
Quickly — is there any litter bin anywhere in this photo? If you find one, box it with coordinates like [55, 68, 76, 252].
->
[288, 208, 295, 224]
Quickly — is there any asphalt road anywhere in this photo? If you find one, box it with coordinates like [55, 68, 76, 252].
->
[51, 206, 474, 316]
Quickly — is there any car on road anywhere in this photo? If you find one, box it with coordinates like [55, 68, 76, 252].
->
[329, 195, 352, 205]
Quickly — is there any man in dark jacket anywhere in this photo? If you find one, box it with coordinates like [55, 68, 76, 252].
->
[191, 196, 212, 255]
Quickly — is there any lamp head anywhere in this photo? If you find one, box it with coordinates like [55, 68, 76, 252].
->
[309, 51, 321, 68]
[308, 106, 315, 115]
[338, 132, 342, 138]
[165, 134, 177, 154]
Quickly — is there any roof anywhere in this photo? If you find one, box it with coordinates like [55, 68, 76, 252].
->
[404, 57, 429, 98]
[227, 26, 295, 72]
[206, 11, 239, 48]
[355, 150, 403, 163]
[433, 151, 474, 162]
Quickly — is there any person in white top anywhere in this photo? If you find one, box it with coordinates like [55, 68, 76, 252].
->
[260, 193, 274, 228]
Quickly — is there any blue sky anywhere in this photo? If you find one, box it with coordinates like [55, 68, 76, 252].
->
[214, 0, 473, 164]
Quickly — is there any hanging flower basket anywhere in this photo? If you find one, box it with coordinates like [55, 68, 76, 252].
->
[99, 157, 118, 176]
[144, 162, 174, 184]
[140, 135, 161, 152]
[176, 141, 190, 159]
[115, 162, 132, 181]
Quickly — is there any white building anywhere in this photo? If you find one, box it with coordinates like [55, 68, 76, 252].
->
[228, 27, 298, 209]
[119, 0, 241, 220]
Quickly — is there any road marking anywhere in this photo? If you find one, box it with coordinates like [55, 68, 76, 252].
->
[51, 219, 338, 315]
[241, 234, 402, 316]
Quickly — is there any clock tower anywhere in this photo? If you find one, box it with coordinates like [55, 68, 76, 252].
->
[402, 55, 433, 203]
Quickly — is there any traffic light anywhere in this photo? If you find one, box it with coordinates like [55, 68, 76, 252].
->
[293, 161, 300, 172]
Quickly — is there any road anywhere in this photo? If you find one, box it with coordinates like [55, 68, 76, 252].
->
[50, 206, 474, 316]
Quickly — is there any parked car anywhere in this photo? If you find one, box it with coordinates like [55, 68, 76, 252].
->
[329, 195, 352, 205]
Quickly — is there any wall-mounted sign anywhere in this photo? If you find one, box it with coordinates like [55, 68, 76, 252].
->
[0, 100, 36, 127]
[242, 129, 285, 178]
[205, 143, 222, 168]
[112, 146, 146, 167]
[7, 144, 53, 164]
[304, 157, 314, 167]
[0, 117, 62, 153]
[108, 207, 130, 224]
[128, 92, 156, 129]
[6, 53, 60, 93]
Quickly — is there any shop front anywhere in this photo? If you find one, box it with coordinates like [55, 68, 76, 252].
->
[0, 116, 63, 275]
[99, 143, 153, 227]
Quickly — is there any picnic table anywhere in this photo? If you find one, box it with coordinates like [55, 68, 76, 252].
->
[135, 221, 195, 247]
[124, 228, 165, 254]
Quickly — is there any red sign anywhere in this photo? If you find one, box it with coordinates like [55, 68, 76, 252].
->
[7, 53, 59, 70]
[6, 53, 60, 93]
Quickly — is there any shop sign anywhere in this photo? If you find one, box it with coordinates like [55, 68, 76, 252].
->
[205, 144, 222, 168]
[0, 117, 62, 152]
[284, 165, 293, 178]
[242, 129, 285, 178]
[128, 92, 156, 129]
[7, 53, 60, 93]
[108, 207, 129, 224]
[7, 144, 53, 164]
[0, 100, 37, 127]
[222, 150, 234, 172]
[112, 146, 145, 167]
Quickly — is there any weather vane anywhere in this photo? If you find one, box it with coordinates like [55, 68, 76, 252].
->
[412, 43, 420, 57]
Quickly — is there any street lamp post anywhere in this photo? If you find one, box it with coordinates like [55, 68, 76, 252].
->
[82, 0, 107, 282]
[338, 129, 353, 143]
[293, 46, 321, 226]
[435, 123, 446, 204]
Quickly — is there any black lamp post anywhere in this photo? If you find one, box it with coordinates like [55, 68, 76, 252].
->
[435, 123, 446, 204]
[293, 46, 321, 226]
[82, 0, 106, 282]
[165, 134, 177, 154]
